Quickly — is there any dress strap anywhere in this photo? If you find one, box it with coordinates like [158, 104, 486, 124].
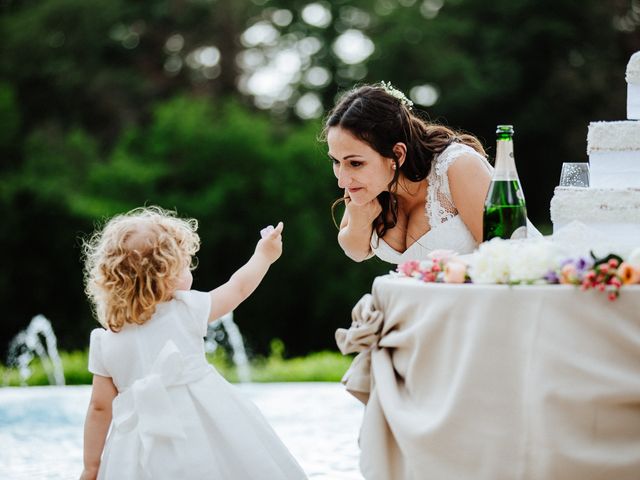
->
[434, 142, 486, 177]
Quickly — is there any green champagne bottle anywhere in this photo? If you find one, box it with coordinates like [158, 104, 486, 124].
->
[483, 125, 528, 241]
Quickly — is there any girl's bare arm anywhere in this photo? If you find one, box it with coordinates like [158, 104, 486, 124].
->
[80, 374, 117, 480]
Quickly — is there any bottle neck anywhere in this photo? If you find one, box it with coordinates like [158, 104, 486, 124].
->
[493, 139, 518, 181]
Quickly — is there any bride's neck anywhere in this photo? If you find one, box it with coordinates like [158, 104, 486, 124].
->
[393, 176, 427, 211]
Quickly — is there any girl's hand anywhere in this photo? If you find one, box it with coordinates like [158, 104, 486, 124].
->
[256, 221, 284, 264]
[344, 191, 382, 230]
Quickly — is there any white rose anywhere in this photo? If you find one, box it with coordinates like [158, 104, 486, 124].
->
[469, 239, 559, 284]
[508, 240, 560, 284]
[469, 238, 513, 284]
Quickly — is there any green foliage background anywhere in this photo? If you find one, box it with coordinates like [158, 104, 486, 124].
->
[1, 0, 638, 358]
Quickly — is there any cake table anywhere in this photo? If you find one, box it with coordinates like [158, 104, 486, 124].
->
[337, 275, 640, 480]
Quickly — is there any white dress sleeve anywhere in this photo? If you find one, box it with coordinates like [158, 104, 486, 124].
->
[173, 290, 212, 338]
[426, 143, 490, 228]
[88, 328, 110, 377]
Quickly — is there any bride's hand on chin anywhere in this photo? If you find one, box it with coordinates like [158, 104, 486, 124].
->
[344, 191, 382, 230]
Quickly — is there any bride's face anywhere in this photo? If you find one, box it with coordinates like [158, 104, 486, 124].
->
[327, 127, 395, 206]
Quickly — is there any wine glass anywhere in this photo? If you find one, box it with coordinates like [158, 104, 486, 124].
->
[559, 162, 590, 187]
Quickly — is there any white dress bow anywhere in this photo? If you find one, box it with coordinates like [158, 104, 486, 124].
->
[111, 341, 209, 473]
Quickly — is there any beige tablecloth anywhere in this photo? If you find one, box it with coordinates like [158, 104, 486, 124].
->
[336, 276, 640, 480]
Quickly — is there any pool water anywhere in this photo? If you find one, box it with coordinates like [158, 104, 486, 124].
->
[0, 383, 364, 479]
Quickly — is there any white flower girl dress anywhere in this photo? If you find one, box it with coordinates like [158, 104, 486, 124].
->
[89, 290, 307, 480]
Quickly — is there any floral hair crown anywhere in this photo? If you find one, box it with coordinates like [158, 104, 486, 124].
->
[380, 81, 413, 108]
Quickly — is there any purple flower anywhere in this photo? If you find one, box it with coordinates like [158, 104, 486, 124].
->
[557, 256, 593, 281]
[544, 270, 560, 284]
[575, 257, 593, 272]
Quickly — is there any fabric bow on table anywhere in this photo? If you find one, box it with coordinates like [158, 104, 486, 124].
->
[335, 293, 384, 404]
[111, 341, 198, 474]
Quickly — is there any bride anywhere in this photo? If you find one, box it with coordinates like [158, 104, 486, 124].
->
[324, 82, 501, 264]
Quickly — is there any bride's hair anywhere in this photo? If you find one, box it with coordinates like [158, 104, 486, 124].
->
[322, 83, 486, 240]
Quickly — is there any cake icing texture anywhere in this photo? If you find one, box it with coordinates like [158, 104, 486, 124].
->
[626, 51, 640, 84]
[550, 187, 640, 225]
[550, 187, 640, 257]
[587, 121, 640, 153]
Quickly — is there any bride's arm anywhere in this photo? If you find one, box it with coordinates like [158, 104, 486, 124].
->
[337, 196, 379, 262]
[448, 154, 492, 243]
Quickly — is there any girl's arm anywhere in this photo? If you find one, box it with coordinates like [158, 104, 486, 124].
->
[80, 374, 117, 480]
[208, 222, 283, 321]
[447, 153, 492, 243]
[337, 194, 380, 262]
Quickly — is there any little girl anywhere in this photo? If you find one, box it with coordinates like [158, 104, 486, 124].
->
[79, 206, 306, 480]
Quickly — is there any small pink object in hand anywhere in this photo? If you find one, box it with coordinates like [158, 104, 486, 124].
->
[260, 225, 275, 238]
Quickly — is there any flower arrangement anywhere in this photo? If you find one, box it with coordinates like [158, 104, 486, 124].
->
[469, 238, 559, 284]
[397, 250, 468, 284]
[395, 239, 640, 301]
[551, 254, 640, 301]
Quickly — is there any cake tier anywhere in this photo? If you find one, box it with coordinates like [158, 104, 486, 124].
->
[550, 186, 640, 225]
[587, 121, 640, 153]
[550, 187, 640, 258]
[589, 151, 640, 188]
[587, 121, 640, 187]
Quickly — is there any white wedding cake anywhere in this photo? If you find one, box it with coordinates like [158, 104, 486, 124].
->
[550, 51, 640, 257]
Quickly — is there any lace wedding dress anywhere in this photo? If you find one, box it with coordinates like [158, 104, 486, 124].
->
[371, 142, 540, 264]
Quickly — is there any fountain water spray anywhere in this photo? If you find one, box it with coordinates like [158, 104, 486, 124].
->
[205, 312, 251, 383]
[5, 313, 250, 386]
[5, 315, 65, 386]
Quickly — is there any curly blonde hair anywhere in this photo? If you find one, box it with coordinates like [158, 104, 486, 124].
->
[82, 206, 200, 332]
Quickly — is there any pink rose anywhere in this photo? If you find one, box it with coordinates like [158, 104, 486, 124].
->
[444, 261, 467, 283]
[398, 260, 420, 277]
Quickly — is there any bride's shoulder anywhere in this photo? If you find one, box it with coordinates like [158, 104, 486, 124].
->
[433, 142, 489, 177]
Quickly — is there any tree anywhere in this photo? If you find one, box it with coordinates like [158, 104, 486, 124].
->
[1, 0, 639, 355]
